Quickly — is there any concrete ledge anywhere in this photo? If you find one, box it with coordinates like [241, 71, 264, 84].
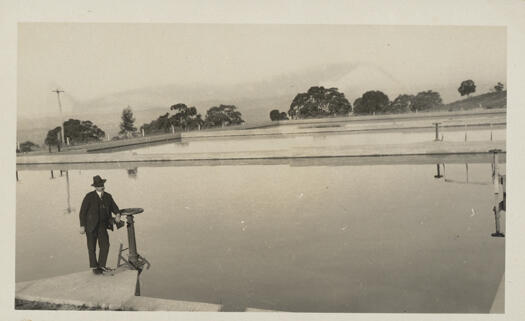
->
[20, 110, 505, 155]
[15, 269, 279, 311]
[15, 153, 505, 173]
[180, 118, 505, 141]
[16, 267, 138, 310]
[189, 108, 506, 134]
[60, 133, 181, 153]
[490, 273, 505, 313]
[16, 141, 506, 166]
[245, 307, 280, 312]
[124, 296, 221, 311]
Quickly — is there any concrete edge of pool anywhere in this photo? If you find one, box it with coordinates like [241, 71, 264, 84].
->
[14, 267, 504, 313]
[16, 140, 506, 166]
[15, 267, 279, 312]
[17, 109, 505, 156]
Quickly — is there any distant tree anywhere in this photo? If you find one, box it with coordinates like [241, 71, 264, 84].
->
[269, 109, 289, 121]
[17, 141, 39, 153]
[63, 119, 106, 144]
[45, 127, 61, 146]
[353, 98, 362, 113]
[170, 103, 204, 131]
[494, 82, 504, 93]
[270, 109, 281, 121]
[140, 112, 172, 135]
[385, 94, 414, 114]
[288, 86, 351, 119]
[187, 114, 204, 130]
[353, 90, 390, 115]
[458, 79, 476, 96]
[119, 106, 137, 138]
[204, 104, 244, 128]
[411, 90, 443, 111]
[44, 119, 105, 147]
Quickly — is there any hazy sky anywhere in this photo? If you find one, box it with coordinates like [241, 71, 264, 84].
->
[18, 23, 506, 117]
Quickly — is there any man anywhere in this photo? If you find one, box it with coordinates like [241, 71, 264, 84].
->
[79, 175, 122, 275]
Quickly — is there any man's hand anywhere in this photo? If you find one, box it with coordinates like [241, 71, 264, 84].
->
[115, 214, 121, 223]
[79, 226, 85, 235]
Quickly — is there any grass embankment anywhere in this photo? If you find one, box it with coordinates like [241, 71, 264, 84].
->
[440, 91, 506, 111]
[15, 298, 133, 311]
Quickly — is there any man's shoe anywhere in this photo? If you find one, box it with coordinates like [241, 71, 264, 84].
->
[92, 267, 103, 275]
[100, 266, 116, 275]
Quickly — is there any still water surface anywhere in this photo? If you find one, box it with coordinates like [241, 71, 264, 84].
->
[16, 160, 505, 312]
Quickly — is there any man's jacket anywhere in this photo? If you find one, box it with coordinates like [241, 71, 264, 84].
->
[79, 191, 120, 232]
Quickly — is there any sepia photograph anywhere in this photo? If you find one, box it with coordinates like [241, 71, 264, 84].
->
[3, 1, 525, 320]
[13, 22, 507, 313]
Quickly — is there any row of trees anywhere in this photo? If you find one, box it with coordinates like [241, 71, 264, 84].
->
[277, 86, 443, 120]
[139, 103, 244, 135]
[40, 103, 245, 149]
[271, 80, 505, 120]
[456, 79, 504, 96]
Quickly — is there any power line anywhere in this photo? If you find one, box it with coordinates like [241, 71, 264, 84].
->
[51, 89, 65, 147]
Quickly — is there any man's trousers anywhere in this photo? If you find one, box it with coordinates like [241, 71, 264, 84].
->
[86, 222, 110, 268]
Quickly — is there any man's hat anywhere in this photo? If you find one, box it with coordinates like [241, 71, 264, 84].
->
[91, 175, 107, 187]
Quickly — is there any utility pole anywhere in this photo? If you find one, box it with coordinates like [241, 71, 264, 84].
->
[52, 89, 65, 147]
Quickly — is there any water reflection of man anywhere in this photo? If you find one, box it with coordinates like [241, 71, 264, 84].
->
[127, 167, 138, 179]
[79, 175, 122, 275]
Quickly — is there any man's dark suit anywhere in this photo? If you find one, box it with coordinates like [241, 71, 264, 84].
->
[79, 191, 120, 268]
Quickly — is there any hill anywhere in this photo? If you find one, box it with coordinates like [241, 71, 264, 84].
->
[440, 91, 506, 111]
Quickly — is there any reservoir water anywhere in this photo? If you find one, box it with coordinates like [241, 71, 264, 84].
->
[16, 156, 505, 312]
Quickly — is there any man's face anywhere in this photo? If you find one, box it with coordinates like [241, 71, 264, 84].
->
[95, 186, 105, 193]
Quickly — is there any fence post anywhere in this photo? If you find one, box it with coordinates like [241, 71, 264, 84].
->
[141, 128, 145, 137]
[433, 122, 441, 141]
[464, 123, 468, 141]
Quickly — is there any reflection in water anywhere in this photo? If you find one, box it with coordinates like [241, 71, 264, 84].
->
[433, 164, 443, 178]
[16, 159, 506, 312]
[441, 163, 490, 186]
[127, 167, 138, 179]
[432, 151, 506, 237]
[64, 170, 74, 214]
[491, 151, 505, 237]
